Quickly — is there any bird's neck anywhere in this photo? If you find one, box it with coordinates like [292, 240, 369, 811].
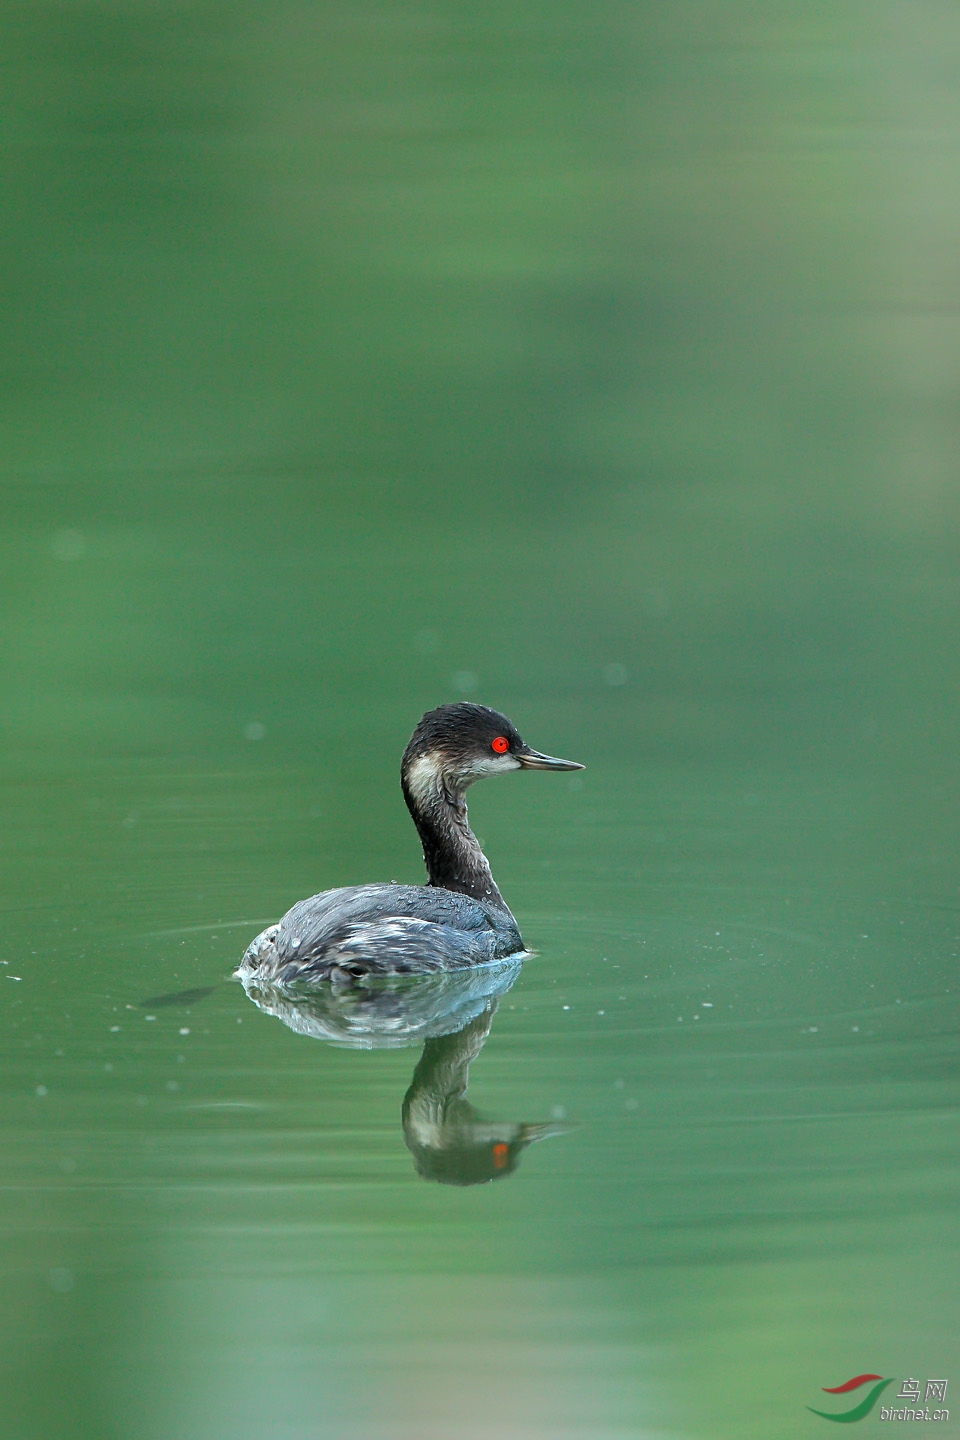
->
[401, 756, 507, 908]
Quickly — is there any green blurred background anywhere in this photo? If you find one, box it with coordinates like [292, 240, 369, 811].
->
[1, 2, 958, 1437]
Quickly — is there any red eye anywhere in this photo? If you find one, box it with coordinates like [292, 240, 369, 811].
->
[491, 736, 509, 754]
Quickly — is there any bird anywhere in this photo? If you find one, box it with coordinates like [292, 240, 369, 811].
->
[236, 702, 583, 986]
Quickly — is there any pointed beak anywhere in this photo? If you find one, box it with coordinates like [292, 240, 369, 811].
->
[516, 746, 584, 772]
[519, 1120, 575, 1145]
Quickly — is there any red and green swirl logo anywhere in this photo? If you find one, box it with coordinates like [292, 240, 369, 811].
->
[808, 1375, 895, 1423]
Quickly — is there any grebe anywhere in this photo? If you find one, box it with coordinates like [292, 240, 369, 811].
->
[236, 702, 583, 985]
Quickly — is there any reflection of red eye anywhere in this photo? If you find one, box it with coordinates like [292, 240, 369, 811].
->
[492, 1142, 509, 1168]
[491, 736, 509, 753]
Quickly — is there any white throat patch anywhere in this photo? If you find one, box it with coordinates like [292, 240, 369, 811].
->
[405, 752, 446, 808]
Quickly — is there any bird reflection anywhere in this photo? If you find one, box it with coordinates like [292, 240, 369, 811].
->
[401, 1005, 565, 1185]
[237, 961, 567, 1186]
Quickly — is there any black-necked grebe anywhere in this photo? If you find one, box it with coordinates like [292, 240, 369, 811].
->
[236, 702, 583, 985]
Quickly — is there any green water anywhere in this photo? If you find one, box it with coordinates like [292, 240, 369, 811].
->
[2, 3, 959, 1437]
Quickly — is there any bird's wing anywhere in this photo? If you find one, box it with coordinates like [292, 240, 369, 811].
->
[269, 884, 522, 980]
